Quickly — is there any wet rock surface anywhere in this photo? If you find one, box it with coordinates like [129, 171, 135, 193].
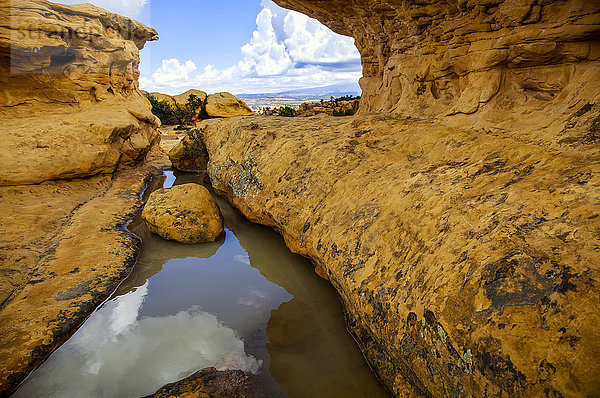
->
[143, 367, 264, 398]
[142, 183, 224, 244]
[0, 0, 160, 186]
[200, 114, 599, 397]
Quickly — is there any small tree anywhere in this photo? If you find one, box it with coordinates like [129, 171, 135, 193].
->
[333, 108, 355, 117]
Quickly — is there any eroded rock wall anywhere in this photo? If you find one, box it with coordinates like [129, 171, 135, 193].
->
[273, 0, 600, 138]
[0, 0, 160, 186]
[200, 115, 599, 397]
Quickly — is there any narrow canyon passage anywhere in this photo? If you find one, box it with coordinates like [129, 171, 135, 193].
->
[13, 171, 388, 398]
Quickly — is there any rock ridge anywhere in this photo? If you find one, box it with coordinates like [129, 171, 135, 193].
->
[0, 0, 160, 186]
[273, 0, 600, 138]
[200, 114, 599, 397]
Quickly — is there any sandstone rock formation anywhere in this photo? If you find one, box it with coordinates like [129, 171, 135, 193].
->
[142, 184, 224, 244]
[205, 92, 254, 118]
[297, 99, 360, 117]
[143, 367, 263, 398]
[143, 91, 178, 108]
[145, 89, 208, 110]
[0, 0, 160, 186]
[172, 89, 208, 108]
[0, 0, 168, 393]
[200, 114, 599, 397]
[168, 136, 210, 174]
[274, 0, 600, 138]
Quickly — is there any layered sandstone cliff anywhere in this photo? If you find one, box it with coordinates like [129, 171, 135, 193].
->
[200, 114, 599, 397]
[0, 0, 160, 186]
[274, 0, 600, 139]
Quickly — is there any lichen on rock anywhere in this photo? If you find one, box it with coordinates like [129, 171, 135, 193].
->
[200, 114, 600, 397]
[142, 183, 224, 244]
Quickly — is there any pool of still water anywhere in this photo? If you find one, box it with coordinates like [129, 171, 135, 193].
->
[14, 171, 388, 398]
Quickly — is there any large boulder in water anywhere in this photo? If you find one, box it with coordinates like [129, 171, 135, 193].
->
[142, 184, 223, 244]
[205, 92, 254, 118]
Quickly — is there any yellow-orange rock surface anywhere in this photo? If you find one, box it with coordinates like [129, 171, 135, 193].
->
[274, 0, 600, 137]
[200, 114, 599, 397]
[142, 183, 224, 244]
[0, 0, 168, 393]
[0, 0, 160, 186]
[297, 99, 360, 117]
[205, 92, 254, 118]
[172, 89, 208, 108]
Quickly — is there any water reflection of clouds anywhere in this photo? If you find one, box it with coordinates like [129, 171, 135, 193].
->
[234, 253, 251, 265]
[14, 285, 261, 398]
[238, 289, 269, 308]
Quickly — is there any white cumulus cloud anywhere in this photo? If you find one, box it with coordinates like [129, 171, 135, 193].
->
[283, 12, 360, 67]
[151, 59, 198, 84]
[51, 0, 148, 19]
[141, 0, 362, 95]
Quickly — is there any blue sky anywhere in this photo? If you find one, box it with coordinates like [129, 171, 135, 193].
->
[54, 0, 362, 95]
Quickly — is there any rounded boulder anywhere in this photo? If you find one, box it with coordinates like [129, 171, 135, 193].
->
[142, 183, 223, 244]
[205, 92, 254, 118]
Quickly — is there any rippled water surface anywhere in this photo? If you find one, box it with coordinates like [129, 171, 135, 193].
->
[15, 171, 388, 398]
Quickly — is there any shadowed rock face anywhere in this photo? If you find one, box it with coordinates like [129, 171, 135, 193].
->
[0, 0, 160, 186]
[273, 0, 600, 136]
[200, 114, 599, 397]
[143, 367, 264, 398]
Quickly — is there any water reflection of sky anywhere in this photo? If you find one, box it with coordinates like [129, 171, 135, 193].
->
[15, 226, 292, 398]
[15, 171, 389, 398]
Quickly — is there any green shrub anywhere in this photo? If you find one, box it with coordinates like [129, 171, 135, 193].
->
[182, 128, 206, 159]
[148, 95, 180, 125]
[148, 93, 205, 126]
[332, 108, 355, 117]
[277, 106, 296, 117]
[181, 93, 205, 124]
[334, 95, 361, 102]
